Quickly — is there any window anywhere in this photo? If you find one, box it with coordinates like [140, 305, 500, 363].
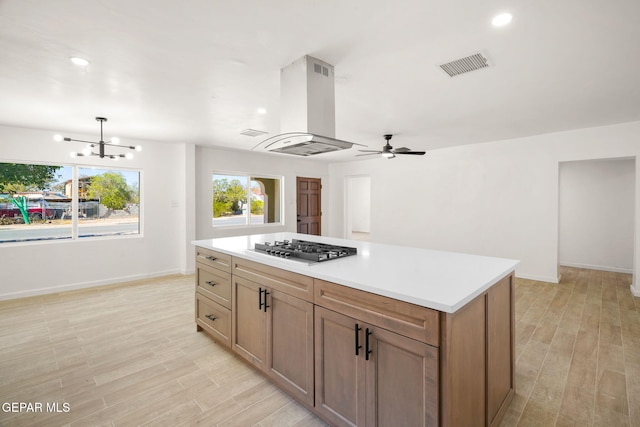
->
[212, 173, 282, 227]
[77, 167, 140, 238]
[0, 161, 140, 243]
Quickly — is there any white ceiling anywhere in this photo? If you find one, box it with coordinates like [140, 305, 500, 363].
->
[1, 0, 639, 161]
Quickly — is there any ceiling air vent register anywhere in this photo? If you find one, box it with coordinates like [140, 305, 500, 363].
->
[439, 52, 491, 77]
[240, 129, 268, 137]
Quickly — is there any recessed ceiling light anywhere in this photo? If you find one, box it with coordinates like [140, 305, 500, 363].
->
[257, 108, 267, 115]
[492, 12, 513, 27]
[69, 56, 90, 67]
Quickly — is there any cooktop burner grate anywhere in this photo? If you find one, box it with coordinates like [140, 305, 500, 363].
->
[254, 239, 357, 262]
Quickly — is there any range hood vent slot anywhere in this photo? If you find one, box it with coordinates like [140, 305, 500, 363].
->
[438, 51, 491, 77]
[314, 63, 330, 77]
[262, 132, 353, 156]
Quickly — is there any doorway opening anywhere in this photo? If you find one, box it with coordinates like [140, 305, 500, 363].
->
[345, 175, 371, 241]
[558, 157, 635, 277]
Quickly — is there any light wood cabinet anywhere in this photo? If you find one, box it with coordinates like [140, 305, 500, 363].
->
[196, 246, 232, 273]
[314, 306, 439, 427]
[231, 259, 315, 407]
[314, 279, 440, 346]
[232, 276, 267, 368]
[195, 248, 232, 348]
[196, 262, 231, 308]
[267, 286, 314, 407]
[314, 306, 366, 426]
[195, 246, 515, 427]
[439, 274, 515, 427]
[195, 293, 231, 347]
[366, 325, 439, 426]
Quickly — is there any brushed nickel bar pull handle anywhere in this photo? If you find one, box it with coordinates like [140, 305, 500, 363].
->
[205, 281, 216, 287]
[206, 256, 217, 261]
[205, 314, 216, 321]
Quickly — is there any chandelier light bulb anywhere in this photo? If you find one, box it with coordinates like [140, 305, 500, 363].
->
[135, 145, 142, 152]
[70, 152, 78, 158]
[82, 146, 92, 156]
[111, 137, 120, 145]
[53, 134, 63, 142]
[125, 152, 134, 160]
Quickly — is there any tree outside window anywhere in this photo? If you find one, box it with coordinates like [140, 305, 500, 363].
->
[213, 174, 282, 227]
[0, 161, 140, 243]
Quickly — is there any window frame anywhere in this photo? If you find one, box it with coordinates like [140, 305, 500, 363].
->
[211, 171, 284, 229]
[0, 159, 143, 246]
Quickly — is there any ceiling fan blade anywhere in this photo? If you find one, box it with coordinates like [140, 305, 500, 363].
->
[355, 152, 381, 157]
[395, 151, 426, 155]
[358, 149, 383, 153]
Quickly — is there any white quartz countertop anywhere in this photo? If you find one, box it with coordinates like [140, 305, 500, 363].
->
[192, 233, 519, 314]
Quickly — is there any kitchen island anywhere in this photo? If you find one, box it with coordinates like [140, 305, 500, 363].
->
[192, 233, 519, 427]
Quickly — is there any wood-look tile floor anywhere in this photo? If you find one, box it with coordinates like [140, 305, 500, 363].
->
[502, 267, 640, 427]
[0, 268, 638, 426]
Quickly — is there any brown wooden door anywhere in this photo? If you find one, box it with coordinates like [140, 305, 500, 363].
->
[232, 276, 266, 370]
[297, 177, 321, 235]
[365, 326, 439, 427]
[267, 289, 315, 407]
[315, 307, 366, 427]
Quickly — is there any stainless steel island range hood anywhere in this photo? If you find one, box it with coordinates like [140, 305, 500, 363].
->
[257, 55, 357, 156]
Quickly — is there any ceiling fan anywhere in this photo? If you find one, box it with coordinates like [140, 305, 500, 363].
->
[357, 134, 426, 159]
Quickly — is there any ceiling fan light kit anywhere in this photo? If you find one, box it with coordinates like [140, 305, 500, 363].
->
[357, 134, 426, 159]
[54, 117, 141, 160]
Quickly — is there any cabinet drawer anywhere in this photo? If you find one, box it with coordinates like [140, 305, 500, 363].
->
[196, 293, 231, 348]
[314, 279, 440, 347]
[196, 247, 232, 273]
[232, 257, 313, 302]
[196, 262, 232, 309]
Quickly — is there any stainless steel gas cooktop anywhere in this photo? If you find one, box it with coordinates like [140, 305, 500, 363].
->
[254, 239, 357, 263]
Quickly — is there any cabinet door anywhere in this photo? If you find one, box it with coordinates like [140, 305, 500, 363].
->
[232, 276, 266, 369]
[315, 307, 366, 427]
[267, 289, 315, 407]
[365, 326, 439, 427]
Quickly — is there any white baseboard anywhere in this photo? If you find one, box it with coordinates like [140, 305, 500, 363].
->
[514, 273, 560, 284]
[632, 285, 640, 297]
[0, 270, 185, 301]
[559, 261, 633, 274]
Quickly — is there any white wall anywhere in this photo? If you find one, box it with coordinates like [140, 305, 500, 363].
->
[328, 121, 640, 296]
[559, 158, 635, 273]
[0, 125, 192, 300]
[195, 146, 330, 239]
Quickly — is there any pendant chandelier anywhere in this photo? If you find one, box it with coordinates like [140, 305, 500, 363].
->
[54, 117, 142, 160]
